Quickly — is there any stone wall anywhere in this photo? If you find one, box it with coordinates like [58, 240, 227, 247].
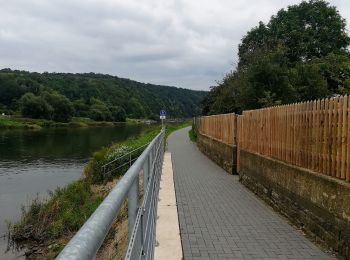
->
[196, 132, 237, 174]
[240, 149, 350, 259]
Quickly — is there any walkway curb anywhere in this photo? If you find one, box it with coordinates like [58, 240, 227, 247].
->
[155, 152, 183, 260]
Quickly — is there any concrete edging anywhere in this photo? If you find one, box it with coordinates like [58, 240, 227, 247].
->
[154, 152, 182, 260]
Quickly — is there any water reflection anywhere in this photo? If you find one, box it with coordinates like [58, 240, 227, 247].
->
[0, 124, 144, 259]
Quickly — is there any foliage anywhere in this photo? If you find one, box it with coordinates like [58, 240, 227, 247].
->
[73, 98, 90, 118]
[238, 0, 350, 67]
[41, 91, 75, 122]
[84, 121, 191, 184]
[188, 128, 197, 142]
[0, 116, 116, 129]
[18, 91, 75, 122]
[109, 106, 126, 122]
[19, 93, 53, 119]
[10, 180, 103, 242]
[89, 98, 113, 121]
[0, 69, 207, 122]
[203, 0, 350, 115]
[0, 117, 36, 129]
[84, 126, 161, 183]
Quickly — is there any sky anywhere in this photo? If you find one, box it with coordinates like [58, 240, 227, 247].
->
[0, 0, 350, 90]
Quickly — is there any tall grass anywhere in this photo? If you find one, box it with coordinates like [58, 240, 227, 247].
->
[10, 180, 103, 242]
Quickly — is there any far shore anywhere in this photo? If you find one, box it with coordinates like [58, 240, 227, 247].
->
[0, 116, 157, 130]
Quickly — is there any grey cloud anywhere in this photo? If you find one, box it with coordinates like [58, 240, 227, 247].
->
[0, 0, 349, 90]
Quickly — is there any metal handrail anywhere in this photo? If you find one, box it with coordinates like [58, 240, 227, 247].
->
[102, 142, 150, 168]
[56, 128, 165, 260]
[102, 142, 151, 176]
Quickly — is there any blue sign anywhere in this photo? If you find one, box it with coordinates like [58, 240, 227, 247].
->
[160, 110, 166, 116]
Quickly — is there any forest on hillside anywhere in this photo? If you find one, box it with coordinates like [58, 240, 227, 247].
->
[0, 69, 206, 122]
[202, 0, 350, 115]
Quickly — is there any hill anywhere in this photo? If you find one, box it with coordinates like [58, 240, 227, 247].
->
[0, 69, 207, 122]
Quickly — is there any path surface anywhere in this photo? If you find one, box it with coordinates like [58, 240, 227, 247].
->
[168, 127, 330, 260]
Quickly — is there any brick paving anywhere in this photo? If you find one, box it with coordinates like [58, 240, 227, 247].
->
[168, 127, 331, 260]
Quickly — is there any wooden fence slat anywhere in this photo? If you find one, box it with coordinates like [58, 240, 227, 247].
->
[341, 95, 347, 179]
[323, 98, 329, 175]
[198, 94, 350, 182]
[347, 96, 350, 181]
[330, 98, 335, 176]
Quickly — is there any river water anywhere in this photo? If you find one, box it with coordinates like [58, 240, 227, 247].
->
[0, 124, 144, 259]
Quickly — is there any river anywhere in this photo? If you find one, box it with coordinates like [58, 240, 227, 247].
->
[0, 124, 145, 259]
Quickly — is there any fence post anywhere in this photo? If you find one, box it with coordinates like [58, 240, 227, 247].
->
[143, 153, 150, 193]
[128, 176, 139, 240]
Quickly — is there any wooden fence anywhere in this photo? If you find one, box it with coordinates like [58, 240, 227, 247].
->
[240, 96, 350, 182]
[197, 95, 350, 182]
[197, 113, 237, 145]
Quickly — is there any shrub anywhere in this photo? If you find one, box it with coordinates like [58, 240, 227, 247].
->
[109, 106, 126, 122]
[19, 93, 53, 119]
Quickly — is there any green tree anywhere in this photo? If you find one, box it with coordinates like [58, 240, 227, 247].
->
[127, 98, 146, 118]
[204, 0, 350, 115]
[89, 98, 112, 121]
[109, 106, 126, 122]
[19, 93, 53, 119]
[0, 69, 206, 120]
[73, 98, 90, 117]
[0, 75, 27, 106]
[239, 0, 350, 67]
[41, 92, 75, 122]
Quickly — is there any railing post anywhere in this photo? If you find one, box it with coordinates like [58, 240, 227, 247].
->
[128, 175, 139, 241]
[143, 154, 150, 193]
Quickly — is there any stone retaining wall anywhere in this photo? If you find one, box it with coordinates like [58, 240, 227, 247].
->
[196, 132, 237, 174]
[240, 149, 350, 259]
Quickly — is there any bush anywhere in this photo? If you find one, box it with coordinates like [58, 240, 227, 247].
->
[109, 106, 126, 122]
[188, 128, 197, 142]
[89, 98, 112, 121]
[41, 92, 75, 122]
[19, 93, 53, 119]
[19, 92, 75, 122]
[73, 99, 90, 117]
[84, 126, 161, 184]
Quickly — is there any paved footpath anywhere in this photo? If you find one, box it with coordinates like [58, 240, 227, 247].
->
[168, 127, 331, 260]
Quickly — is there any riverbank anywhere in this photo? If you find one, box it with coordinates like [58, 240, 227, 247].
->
[8, 121, 190, 259]
[0, 116, 117, 130]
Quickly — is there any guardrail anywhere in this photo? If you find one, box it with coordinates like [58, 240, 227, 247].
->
[56, 128, 165, 260]
[102, 142, 150, 176]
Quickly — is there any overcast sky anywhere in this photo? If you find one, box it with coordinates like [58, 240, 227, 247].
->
[0, 0, 349, 90]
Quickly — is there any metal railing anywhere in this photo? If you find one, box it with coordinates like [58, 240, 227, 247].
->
[102, 142, 150, 176]
[56, 128, 165, 260]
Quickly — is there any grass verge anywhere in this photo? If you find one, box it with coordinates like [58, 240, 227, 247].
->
[8, 121, 190, 258]
[0, 116, 116, 130]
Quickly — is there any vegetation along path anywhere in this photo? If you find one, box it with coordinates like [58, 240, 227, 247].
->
[168, 127, 331, 260]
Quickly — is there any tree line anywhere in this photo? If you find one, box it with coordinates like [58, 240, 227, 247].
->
[202, 0, 350, 115]
[0, 70, 207, 122]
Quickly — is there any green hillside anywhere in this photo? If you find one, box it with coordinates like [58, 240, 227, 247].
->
[0, 69, 206, 122]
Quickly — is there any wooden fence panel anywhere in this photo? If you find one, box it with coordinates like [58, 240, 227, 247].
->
[197, 113, 237, 145]
[195, 95, 349, 182]
[238, 95, 349, 182]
